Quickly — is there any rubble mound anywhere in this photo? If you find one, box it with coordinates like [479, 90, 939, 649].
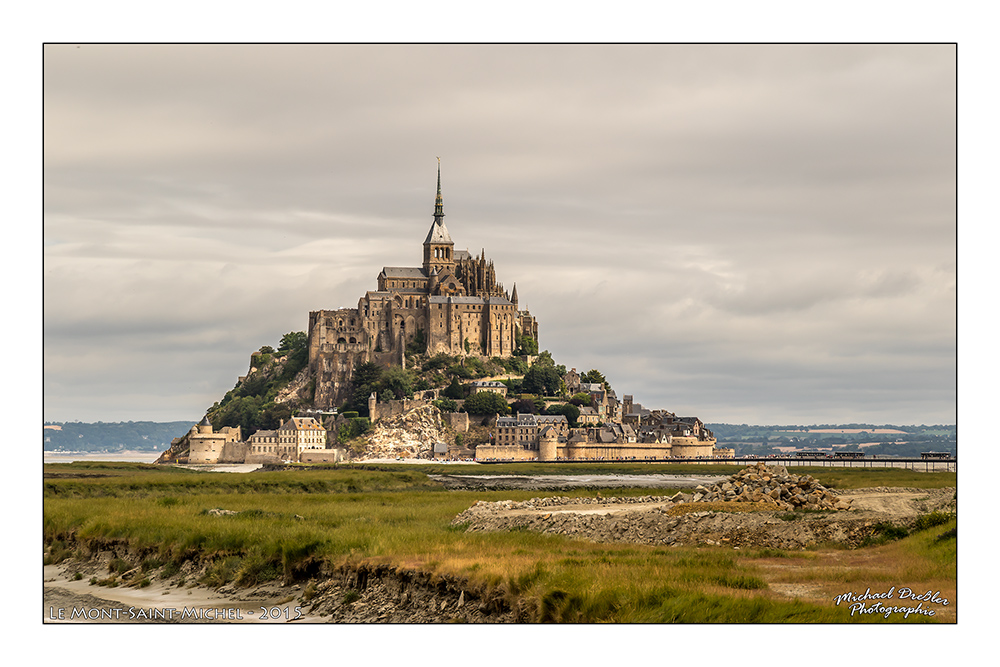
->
[690, 462, 851, 511]
[361, 404, 448, 460]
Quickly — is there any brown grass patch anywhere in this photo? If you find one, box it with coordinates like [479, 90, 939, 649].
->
[746, 544, 956, 623]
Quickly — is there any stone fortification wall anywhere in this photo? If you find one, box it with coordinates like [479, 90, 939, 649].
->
[444, 412, 469, 433]
[218, 441, 249, 464]
[555, 442, 675, 461]
[300, 449, 346, 463]
[188, 435, 228, 464]
[670, 438, 716, 458]
[475, 445, 538, 461]
[476, 439, 725, 462]
[370, 398, 434, 423]
[245, 453, 282, 465]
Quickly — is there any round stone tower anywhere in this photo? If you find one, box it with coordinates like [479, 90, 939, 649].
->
[538, 425, 558, 462]
[197, 415, 213, 434]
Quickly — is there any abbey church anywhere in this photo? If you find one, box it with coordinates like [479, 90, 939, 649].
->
[307, 163, 539, 408]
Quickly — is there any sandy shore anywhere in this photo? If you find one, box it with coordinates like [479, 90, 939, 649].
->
[43, 563, 323, 624]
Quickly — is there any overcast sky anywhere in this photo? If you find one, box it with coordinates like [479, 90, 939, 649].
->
[43, 44, 956, 426]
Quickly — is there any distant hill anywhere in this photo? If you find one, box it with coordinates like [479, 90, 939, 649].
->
[706, 423, 957, 458]
[43, 421, 194, 452]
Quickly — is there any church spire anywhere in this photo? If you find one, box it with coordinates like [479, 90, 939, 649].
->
[433, 157, 445, 220]
[423, 157, 454, 273]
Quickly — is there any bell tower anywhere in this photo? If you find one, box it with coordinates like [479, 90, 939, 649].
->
[422, 158, 455, 274]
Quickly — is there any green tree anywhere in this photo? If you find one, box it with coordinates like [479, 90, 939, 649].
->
[352, 361, 384, 387]
[511, 398, 537, 414]
[502, 378, 524, 395]
[505, 357, 528, 374]
[545, 403, 580, 427]
[276, 331, 309, 381]
[522, 363, 561, 396]
[434, 397, 458, 413]
[581, 369, 611, 394]
[278, 331, 307, 353]
[380, 366, 415, 401]
[462, 392, 510, 416]
[346, 361, 384, 416]
[514, 334, 538, 356]
[443, 376, 465, 400]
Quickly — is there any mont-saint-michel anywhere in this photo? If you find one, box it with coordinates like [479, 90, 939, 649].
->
[155, 163, 722, 466]
[44, 165, 957, 626]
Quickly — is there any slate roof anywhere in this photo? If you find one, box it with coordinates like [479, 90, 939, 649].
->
[279, 417, 325, 432]
[424, 219, 453, 245]
[428, 295, 514, 306]
[381, 267, 428, 279]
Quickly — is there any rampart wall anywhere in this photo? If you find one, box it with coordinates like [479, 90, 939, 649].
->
[300, 449, 346, 463]
[444, 412, 469, 433]
[474, 445, 538, 461]
[218, 441, 249, 464]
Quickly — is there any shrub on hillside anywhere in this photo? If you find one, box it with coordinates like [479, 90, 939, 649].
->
[462, 392, 510, 416]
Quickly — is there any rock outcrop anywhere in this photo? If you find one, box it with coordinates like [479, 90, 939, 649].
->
[361, 404, 448, 460]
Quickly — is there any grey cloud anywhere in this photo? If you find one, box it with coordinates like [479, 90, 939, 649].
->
[43, 44, 956, 424]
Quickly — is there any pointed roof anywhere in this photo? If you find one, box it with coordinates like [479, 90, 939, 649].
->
[424, 219, 453, 245]
[424, 158, 453, 245]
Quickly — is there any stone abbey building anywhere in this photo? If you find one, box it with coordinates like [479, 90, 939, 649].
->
[308, 163, 538, 408]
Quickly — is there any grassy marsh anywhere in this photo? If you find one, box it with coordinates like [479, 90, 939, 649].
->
[43, 461, 954, 622]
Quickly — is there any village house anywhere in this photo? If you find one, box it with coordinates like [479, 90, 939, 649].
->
[243, 416, 346, 465]
[469, 380, 508, 397]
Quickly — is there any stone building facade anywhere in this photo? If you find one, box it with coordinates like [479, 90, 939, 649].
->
[469, 380, 508, 396]
[307, 162, 538, 408]
[246, 416, 327, 463]
[187, 417, 244, 464]
[477, 413, 570, 462]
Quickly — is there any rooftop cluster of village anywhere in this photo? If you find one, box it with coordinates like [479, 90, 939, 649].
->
[162, 363, 726, 465]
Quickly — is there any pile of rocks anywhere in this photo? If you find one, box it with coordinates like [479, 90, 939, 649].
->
[363, 404, 447, 459]
[689, 463, 851, 511]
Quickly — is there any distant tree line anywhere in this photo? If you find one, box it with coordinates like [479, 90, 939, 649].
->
[43, 421, 193, 452]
